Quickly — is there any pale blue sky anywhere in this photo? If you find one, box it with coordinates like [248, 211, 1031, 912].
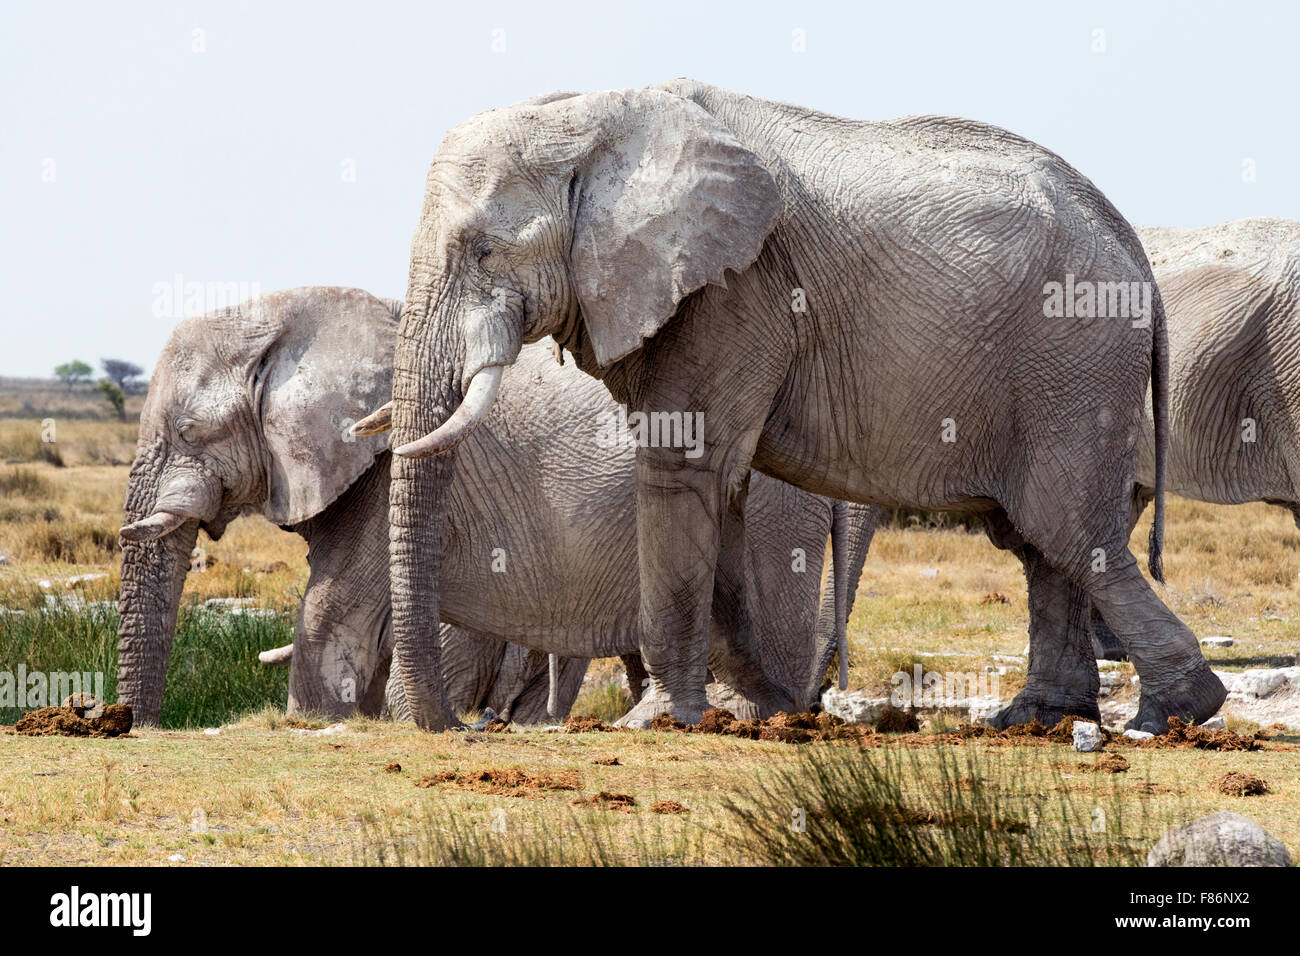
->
[2, 0, 1297, 377]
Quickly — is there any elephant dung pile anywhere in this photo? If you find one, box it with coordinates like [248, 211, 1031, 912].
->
[15, 698, 133, 738]
[415, 766, 581, 797]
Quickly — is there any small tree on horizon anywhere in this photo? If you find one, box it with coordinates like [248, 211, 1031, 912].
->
[54, 360, 93, 392]
[101, 358, 145, 393]
[96, 380, 126, 420]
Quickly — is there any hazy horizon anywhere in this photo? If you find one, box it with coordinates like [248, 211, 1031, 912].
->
[3, 0, 1298, 377]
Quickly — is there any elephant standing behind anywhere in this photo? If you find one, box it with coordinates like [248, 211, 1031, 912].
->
[1087, 218, 1300, 660]
[115, 287, 874, 725]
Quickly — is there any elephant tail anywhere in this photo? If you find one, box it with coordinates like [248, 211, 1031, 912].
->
[1148, 284, 1169, 584]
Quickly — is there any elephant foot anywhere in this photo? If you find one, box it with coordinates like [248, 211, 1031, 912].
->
[985, 686, 1101, 731]
[614, 689, 707, 729]
[1126, 663, 1226, 734]
[705, 682, 762, 720]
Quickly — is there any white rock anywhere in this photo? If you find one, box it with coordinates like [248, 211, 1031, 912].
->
[1072, 720, 1103, 752]
[965, 696, 1004, 725]
[1147, 812, 1291, 867]
[1122, 728, 1154, 740]
[168, 854, 187, 863]
[1236, 667, 1295, 699]
[202, 728, 220, 736]
[1200, 636, 1233, 647]
[289, 722, 347, 736]
[1200, 715, 1226, 730]
[918, 568, 939, 579]
[64, 573, 108, 587]
[820, 688, 887, 725]
[1099, 671, 1124, 694]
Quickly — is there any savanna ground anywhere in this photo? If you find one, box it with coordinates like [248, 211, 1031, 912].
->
[0, 381, 1296, 865]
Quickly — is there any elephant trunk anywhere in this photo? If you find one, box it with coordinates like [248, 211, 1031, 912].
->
[115, 445, 202, 725]
[809, 502, 878, 702]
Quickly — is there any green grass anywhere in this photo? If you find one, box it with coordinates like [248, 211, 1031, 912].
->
[0, 603, 292, 727]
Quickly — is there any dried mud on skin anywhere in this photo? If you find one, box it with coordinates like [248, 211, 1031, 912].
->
[15, 703, 133, 738]
[571, 791, 636, 811]
[1214, 771, 1270, 796]
[415, 766, 582, 797]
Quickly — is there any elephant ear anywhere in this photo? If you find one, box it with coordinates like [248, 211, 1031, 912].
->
[256, 288, 399, 526]
[569, 89, 783, 368]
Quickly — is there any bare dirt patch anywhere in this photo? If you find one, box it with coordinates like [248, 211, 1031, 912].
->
[15, 703, 132, 738]
[415, 766, 582, 797]
[1214, 771, 1270, 796]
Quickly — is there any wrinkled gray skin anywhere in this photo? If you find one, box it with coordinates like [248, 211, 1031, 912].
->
[386, 79, 1223, 734]
[116, 287, 575, 724]
[1086, 218, 1300, 661]
[117, 287, 870, 725]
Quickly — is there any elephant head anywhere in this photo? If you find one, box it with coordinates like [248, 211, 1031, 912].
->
[116, 287, 396, 724]
[385, 85, 783, 728]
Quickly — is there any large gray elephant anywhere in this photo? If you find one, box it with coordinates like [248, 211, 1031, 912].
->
[383, 79, 1224, 734]
[116, 286, 872, 725]
[1086, 217, 1300, 660]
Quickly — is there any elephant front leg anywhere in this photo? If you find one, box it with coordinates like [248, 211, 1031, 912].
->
[614, 444, 734, 728]
[987, 545, 1102, 729]
[704, 480, 800, 718]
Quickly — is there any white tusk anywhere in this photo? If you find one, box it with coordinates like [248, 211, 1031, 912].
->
[350, 401, 393, 436]
[393, 366, 503, 459]
[258, 644, 294, 666]
[119, 511, 189, 543]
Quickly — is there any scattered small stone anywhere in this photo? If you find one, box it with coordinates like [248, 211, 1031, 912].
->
[1200, 636, 1234, 648]
[168, 854, 186, 863]
[1072, 720, 1103, 752]
[1200, 715, 1226, 731]
[203, 728, 220, 736]
[1123, 728, 1155, 741]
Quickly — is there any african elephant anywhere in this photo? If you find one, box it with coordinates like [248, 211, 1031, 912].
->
[384, 79, 1223, 734]
[116, 286, 870, 725]
[1086, 218, 1300, 660]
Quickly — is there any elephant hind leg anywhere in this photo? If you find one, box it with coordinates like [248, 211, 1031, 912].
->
[981, 510, 1100, 728]
[1003, 470, 1224, 733]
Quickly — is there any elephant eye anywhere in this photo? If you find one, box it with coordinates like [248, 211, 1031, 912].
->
[175, 418, 197, 441]
[474, 240, 493, 261]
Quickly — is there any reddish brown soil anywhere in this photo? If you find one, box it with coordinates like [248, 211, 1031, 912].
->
[15, 703, 133, 738]
[650, 800, 689, 814]
[1215, 771, 1270, 796]
[416, 766, 582, 797]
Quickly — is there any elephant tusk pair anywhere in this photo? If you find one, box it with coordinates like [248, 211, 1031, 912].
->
[119, 510, 190, 543]
[258, 643, 294, 666]
[393, 365, 504, 459]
